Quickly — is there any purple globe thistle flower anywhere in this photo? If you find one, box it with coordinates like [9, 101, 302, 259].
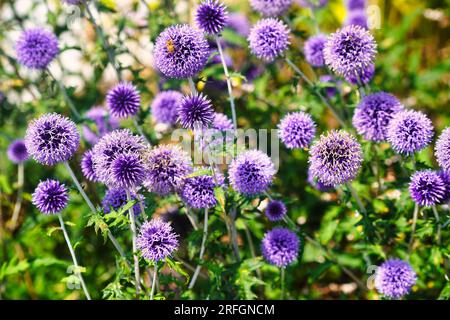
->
[91, 129, 147, 187]
[409, 170, 446, 207]
[143, 144, 193, 195]
[345, 9, 368, 29]
[16, 28, 59, 70]
[438, 171, 450, 203]
[32, 179, 69, 215]
[248, 18, 290, 62]
[102, 188, 142, 215]
[227, 13, 251, 37]
[307, 166, 334, 191]
[150, 90, 182, 125]
[345, 0, 365, 10]
[212, 112, 234, 131]
[319, 75, 338, 98]
[81, 150, 98, 182]
[309, 130, 363, 186]
[196, 0, 228, 35]
[352, 92, 404, 142]
[229, 150, 276, 195]
[344, 62, 374, 85]
[435, 128, 450, 172]
[323, 25, 376, 78]
[203, 112, 234, 147]
[154, 24, 210, 79]
[180, 174, 217, 209]
[278, 111, 316, 149]
[137, 218, 179, 262]
[265, 200, 287, 221]
[25, 113, 80, 166]
[106, 82, 141, 118]
[250, 0, 293, 17]
[109, 153, 146, 189]
[374, 259, 417, 299]
[178, 93, 215, 129]
[303, 34, 327, 67]
[261, 227, 299, 267]
[7, 139, 29, 164]
[387, 110, 434, 155]
[82, 106, 120, 145]
[295, 0, 328, 9]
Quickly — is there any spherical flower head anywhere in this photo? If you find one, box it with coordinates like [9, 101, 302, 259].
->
[435, 128, 450, 172]
[81, 150, 98, 182]
[106, 82, 140, 118]
[229, 149, 276, 195]
[307, 166, 334, 191]
[16, 28, 59, 70]
[309, 130, 363, 186]
[91, 129, 147, 187]
[32, 179, 69, 215]
[352, 92, 404, 142]
[375, 259, 417, 299]
[324, 25, 376, 78]
[319, 75, 338, 98]
[154, 24, 210, 79]
[265, 200, 287, 221]
[387, 110, 434, 155]
[344, 62, 374, 85]
[212, 112, 234, 131]
[137, 219, 179, 262]
[178, 93, 214, 129]
[102, 188, 142, 215]
[409, 170, 446, 207]
[203, 113, 234, 148]
[196, 0, 228, 35]
[248, 18, 290, 62]
[261, 227, 299, 267]
[7, 139, 29, 164]
[109, 153, 146, 189]
[180, 174, 217, 209]
[250, 0, 293, 17]
[278, 111, 316, 149]
[25, 113, 80, 166]
[295, 0, 328, 9]
[438, 171, 450, 203]
[143, 144, 193, 195]
[151, 90, 182, 125]
[304, 34, 327, 67]
[346, 0, 365, 10]
[345, 9, 368, 29]
[227, 13, 251, 37]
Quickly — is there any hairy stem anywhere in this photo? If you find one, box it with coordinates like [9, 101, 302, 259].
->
[133, 117, 150, 145]
[230, 207, 241, 262]
[47, 68, 81, 119]
[188, 208, 209, 289]
[408, 203, 419, 253]
[280, 267, 285, 300]
[185, 207, 198, 231]
[126, 189, 141, 296]
[150, 267, 157, 300]
[10, 163, 24, 229]
[432, 206, 441, 245]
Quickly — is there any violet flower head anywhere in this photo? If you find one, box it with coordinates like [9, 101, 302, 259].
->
[229, 150, 276, 195]
[82, 106, 120, 145]
[151, 90, 183, 125]
[250, 0, 293, 17]
[81, 150, 98, 182]
[265, 200, 287, 221]
[227, 13, 251, 37]
[375, 259, 417, 299]
[438, 171, 450, 203]
[32, 179, 69, 215]
[137, 218, 179, 262]
[143, 144, 193, 195]
[180, 174, 217, 209]
[352, 92, 404, 142]
[278, 111, 316, 149]
[25, 113, 80, 166]
[154, 24, 210, 79]
[345, 9, 368, 29]
[178, 93, 214, 129]
[7, 139, 29, 164]
[16, 28, 59, 70]
[323, 25, 376, 78]
[304, 34, 327, 67]
[409, 170, 446, 207]
[106, 82, 141, 118]
[261, 227, 299, 267]
[344, 63, 374, 85]
[346, 0, 365, 10]
[387, 110, 434, 155]
[309, 130, 363, 186]
[91, 129, 147, 187]
[196, 0, 228, 35]
[212, 112, 234, 131]
[435, 127, 450, 172]
[110, 153, 146, 189]
[248, 18, 290, 62]
[102, 188, 142, 215]
[307, 166, 335, 191]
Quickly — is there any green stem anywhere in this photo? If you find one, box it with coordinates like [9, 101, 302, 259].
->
[432, 206, 441, 245]
[280, 267, 285, 300]
[10, 163, 24, 229]
[188, 208, 209, 289]
[126, 190, 141, 296]
[150, 266, 157, 300]
[408, 203, 419, 253]
[47, 68, 81, 119]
